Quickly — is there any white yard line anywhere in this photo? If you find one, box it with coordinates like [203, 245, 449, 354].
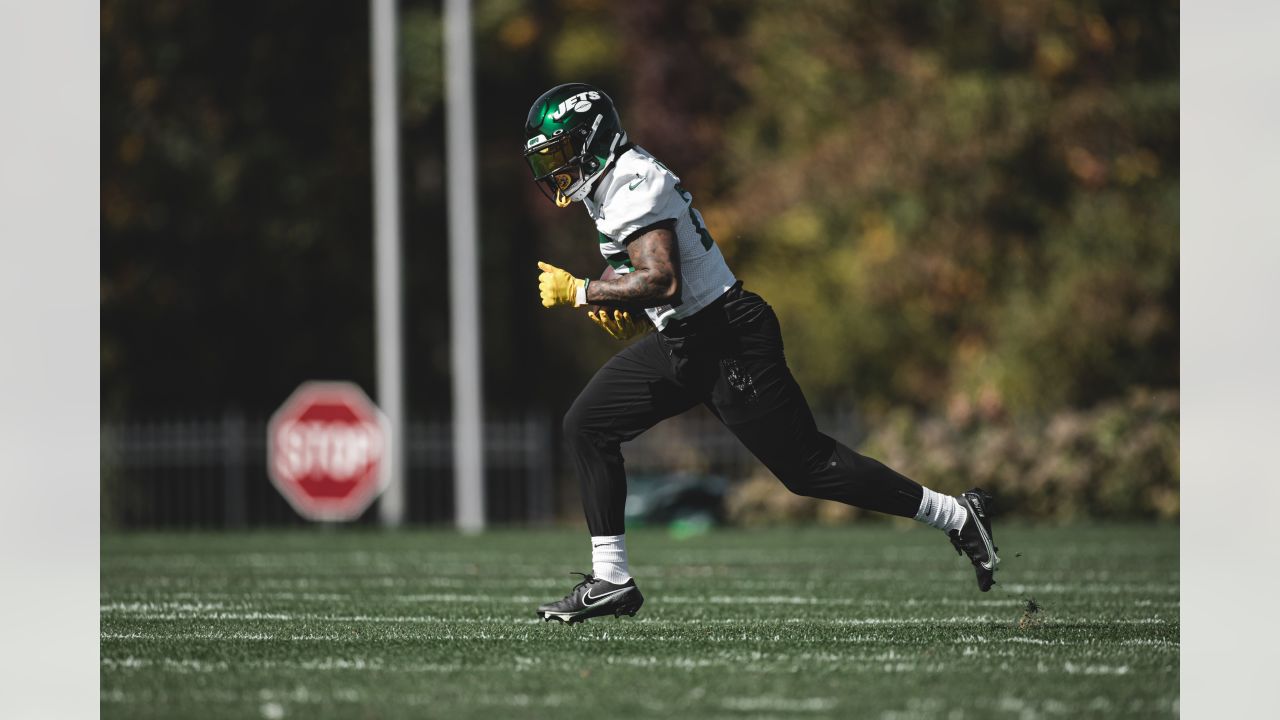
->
[101, 651, 1162, 679]
[101, 656, 463, 674]
[101, 591, 1179, 613]
[101, 606, 1176, 625]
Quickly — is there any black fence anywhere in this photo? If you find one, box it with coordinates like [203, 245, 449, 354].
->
[101, 408, 864, 529]
[101, 412, 554, 528]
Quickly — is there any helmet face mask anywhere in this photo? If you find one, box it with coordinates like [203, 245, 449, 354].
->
[523, 84, 625, 207]
[524, 122, 596, 207]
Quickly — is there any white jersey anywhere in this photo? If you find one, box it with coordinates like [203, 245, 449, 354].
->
[582, 146, 737, 331]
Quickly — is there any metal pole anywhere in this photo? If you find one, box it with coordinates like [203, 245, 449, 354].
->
[371, 0, 406, 527]
[444, 0, 485, 532]
[222, 409, 246, 528]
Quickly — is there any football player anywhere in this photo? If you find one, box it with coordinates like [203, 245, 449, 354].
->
[525, 83, 998, 624]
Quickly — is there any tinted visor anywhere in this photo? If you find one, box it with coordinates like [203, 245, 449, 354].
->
[525, 135, 577, 180]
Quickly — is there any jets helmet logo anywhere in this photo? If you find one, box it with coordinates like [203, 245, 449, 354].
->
[551, 91, 601, 121]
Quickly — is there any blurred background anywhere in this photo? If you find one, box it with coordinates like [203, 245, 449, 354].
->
[100, 0, 1178, 530]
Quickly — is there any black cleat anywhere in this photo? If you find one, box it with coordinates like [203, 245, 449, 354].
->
[949, 488, 1000, 592]
[536, 572, 644, 624]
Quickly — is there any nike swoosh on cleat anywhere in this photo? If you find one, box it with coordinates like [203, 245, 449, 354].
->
[964, 495, 1000, 571]
[583, 587, 632, 606]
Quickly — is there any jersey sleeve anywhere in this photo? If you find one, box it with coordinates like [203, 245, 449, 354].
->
[596, 160, 688, 243]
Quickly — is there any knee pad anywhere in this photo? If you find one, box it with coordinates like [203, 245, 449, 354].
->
[772, 435, 839, 497]
[562, 403, 619, 453]
[780, 438, 871, 499]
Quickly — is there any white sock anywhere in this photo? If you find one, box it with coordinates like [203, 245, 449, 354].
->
[914, 487, 968, 534]
[590, 534, 631, 584]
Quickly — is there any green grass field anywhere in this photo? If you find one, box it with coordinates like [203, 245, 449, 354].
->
[102, 524, 1178, 719]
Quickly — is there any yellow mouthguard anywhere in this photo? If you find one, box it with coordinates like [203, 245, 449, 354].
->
[553, 173, 572, 207]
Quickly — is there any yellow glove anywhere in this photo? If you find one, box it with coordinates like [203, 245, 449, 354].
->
[588, 308, 651, 341]
[537, 261, 585, 308]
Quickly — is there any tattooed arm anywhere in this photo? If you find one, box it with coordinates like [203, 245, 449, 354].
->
[585, 220, 681, 308]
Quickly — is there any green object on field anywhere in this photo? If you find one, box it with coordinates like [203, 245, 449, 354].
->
[668, 515, 714, 540]
[101, 525, 1179, 719]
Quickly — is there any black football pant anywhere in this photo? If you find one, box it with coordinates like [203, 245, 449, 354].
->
[563, 283, 924, 536]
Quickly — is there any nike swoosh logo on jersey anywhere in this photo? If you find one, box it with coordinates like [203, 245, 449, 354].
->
[583, 586, 632, 606]
[628, 175, 645, 190]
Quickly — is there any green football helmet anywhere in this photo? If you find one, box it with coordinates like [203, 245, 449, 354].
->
[523, 83, 627, 207]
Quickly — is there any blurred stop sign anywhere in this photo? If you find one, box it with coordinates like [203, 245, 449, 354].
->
[268, 381, 391, 522]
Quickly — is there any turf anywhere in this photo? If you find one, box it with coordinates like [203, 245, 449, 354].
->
[101, 524, 1178, 719]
